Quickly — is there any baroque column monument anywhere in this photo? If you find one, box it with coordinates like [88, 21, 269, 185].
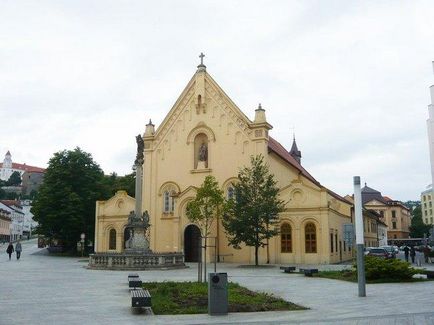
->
[88, 134, 185, 270]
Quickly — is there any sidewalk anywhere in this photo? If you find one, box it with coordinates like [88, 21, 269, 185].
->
[0, 240, 433, 324]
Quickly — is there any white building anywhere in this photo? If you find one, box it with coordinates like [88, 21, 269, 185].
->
[423, 62, 434, 214]
[0, 151, 45, 182]
[0, 201, 24, 241]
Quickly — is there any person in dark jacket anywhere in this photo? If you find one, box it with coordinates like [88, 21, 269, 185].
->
[15, 240, 22, 260]
[423, 245, 431, 263]
[403, 245, 410, 262]
[410, 246, 416, 264]
[6, 242, 14, 260]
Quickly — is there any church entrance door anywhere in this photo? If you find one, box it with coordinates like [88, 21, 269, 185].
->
[184, 225, 201, 262]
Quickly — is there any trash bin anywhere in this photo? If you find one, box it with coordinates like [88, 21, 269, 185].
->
[208, 272, 228, 315]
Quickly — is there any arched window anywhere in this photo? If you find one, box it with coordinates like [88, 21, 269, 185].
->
[164, 191, 170, 212]
[305, 223, 317, 253]
[281, 223, 292, 253]
[109, 229, 116, 250]
[227, 186, 234, 200]
[170, 190, 176, 212]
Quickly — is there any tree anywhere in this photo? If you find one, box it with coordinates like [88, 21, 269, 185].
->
[222, 155, 285, 266]
[186, 175, 225, 280]
[31, 148, 106, 251]
[6, 171, 21, 186]
[410, 206, 431, 238]
[101, 172, 135, 197]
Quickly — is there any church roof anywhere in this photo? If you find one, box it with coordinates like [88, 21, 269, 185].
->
[361, 183, 387, 205]
[267, 137, 351, 204]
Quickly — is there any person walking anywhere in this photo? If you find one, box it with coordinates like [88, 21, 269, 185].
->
[403, 245, 410, 262]
[6, 242, 14, 260]
[15, 240, 22, 260]
[410, 246, 416, 264]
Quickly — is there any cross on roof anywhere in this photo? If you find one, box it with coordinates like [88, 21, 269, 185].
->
[197, 52, 206, 69]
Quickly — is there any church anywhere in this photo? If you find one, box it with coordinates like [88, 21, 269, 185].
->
[94, 57, 353, 265]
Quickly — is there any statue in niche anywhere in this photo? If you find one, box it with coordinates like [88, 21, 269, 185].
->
[135, 134, 144, 165]
[198, 142, 208, 162]
[125, 229, 133, 249]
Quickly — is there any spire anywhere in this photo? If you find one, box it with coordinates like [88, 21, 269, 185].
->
[5, 150, 11, 156]
[197, 52, 206, 71]
[254, 103, 267, 123]
[289, 134, 302, 164]
[144, 119, 155, 136]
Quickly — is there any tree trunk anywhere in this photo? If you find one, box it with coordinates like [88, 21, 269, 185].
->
[255, 245, 259, 266]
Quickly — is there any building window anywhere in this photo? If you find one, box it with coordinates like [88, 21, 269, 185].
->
[392, 210, 396, 218]
[430, 202, 432, 208]
[305, 223, 317, 253]
[424, 203, 427, 208]
[109, 229, 116, 250]
[424, 195, 426, 201]
[380, 211, 384, 217]
[425, 210, 428, 216]
[343, 241, 346, 252]
[431, 217, 433, 224]
[281, 223, 292, 253]
[330, 233, 334, 253]
[227, 186, 234, 200]
[431, 209, 433, 216]
[393, 234, 397, 239]
[392, 221, 397, 229]
[164, 191, 170, 212]
[426, 218, 429, 224]
[335, 233, 338, 253]
[429, 195, 432, 200]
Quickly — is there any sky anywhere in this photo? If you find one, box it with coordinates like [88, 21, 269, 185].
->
[1, 0, 434, 201]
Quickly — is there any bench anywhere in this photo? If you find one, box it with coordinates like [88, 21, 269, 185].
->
[280, 266, 296, 273]
[425, 270, 434, 279]
[131, 288, 152, 308]
[299, 268, 318, 277]
[128, 273, 139, 282]
[128, 276, 142, 289]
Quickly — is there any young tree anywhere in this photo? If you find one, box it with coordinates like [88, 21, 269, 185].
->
[6, 171, 21, 186]
[186, 175, 225, 280]
[410, 206, 431, 238]
[31, 148, 107, 251]
[222, 155, 285, 266]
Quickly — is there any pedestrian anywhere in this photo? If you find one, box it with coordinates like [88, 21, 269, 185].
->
[423, 245, 430, 263]
[6, 242, 14, 260]
[15, 240, 22, 260]
[403, 245, 410, 262]
[410, 246, 416, 264]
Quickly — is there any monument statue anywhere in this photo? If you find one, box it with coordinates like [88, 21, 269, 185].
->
[135, 134, 144, 165]
[199, 142, 208, 162]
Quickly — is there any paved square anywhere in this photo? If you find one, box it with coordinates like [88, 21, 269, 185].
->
[1, 240, 433, 324]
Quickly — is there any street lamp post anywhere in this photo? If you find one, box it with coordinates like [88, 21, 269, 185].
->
[80, 233, 85, 257]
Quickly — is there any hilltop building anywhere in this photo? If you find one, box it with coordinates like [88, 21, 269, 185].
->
[95, 58, 354, 265]
[0, 151, 45, 182]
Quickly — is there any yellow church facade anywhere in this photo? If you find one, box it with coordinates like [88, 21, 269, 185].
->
[95, 62, 353, 265]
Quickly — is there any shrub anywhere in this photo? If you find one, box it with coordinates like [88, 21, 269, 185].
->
[354, 256, 417, 281]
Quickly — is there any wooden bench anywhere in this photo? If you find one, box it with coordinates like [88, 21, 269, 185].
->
[280, 266, 296, 273]
[128, 276, 142, 289]
[299, 268, 318, 277]
[131, 288, 152, 308]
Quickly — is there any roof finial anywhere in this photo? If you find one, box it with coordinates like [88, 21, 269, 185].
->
[197, 52, 206, 70]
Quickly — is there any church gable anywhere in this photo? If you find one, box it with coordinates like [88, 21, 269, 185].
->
[97, 190, 135, 217]
[151, 70, 254, 156]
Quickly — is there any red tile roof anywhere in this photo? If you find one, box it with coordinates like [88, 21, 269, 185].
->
[0, 162, 45, 173]
[267, 137, 351, 205]
[0, 200, 22, 209]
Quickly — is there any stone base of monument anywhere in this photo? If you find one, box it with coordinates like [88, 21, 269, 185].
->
[88, 252, 185, 270]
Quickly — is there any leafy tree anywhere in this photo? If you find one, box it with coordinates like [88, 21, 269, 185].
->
[222, 155, 285, 266]
[31, 148, 106, 251]
[410, 206, 431, 238]
[101, 172, 135, 197]
[187, 175, 225, 239]
[187, 175, 225, 280]
[6, 171, 21, 186]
